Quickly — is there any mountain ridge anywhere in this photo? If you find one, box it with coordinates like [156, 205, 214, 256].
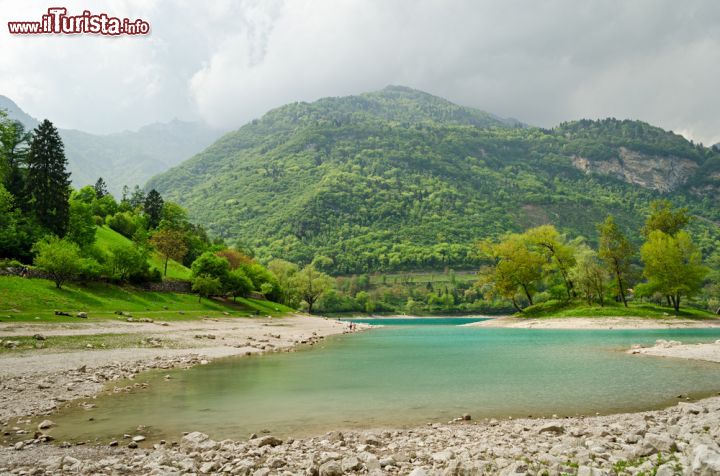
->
[146, 86, 719, 273]
[0, 95, 225, 195]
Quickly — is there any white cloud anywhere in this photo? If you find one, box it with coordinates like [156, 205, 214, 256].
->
[1, 0, 719, 144]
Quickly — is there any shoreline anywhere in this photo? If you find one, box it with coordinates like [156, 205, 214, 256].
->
[2, 316, 720, 474]
[469, 315, 720, 330]
[0, 314, 365, 422]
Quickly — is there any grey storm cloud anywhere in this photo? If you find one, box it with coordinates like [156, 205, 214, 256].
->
[1, 0, 719, 144]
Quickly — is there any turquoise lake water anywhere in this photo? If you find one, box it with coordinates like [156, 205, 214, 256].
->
[51, 318, 720, 442]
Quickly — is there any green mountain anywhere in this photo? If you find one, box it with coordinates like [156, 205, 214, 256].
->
[147, 86, 720, 274]
[0, 95, 225, 195]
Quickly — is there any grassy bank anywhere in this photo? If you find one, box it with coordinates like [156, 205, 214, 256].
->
[0, 275, 293, 322]
[520, 299, 717, 319]
[95, 225, 192, 280]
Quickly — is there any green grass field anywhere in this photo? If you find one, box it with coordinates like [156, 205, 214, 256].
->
[520, 299, 717, 319]
[0, 275, 294, 322]
[95, 225, 192, 280]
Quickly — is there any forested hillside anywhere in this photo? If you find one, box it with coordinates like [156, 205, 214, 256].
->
[148, 86, 720, 274]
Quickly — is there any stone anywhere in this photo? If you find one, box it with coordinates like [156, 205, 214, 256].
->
[654, 463, 676, 476]
[13, 441, 24, 451]
[643, 433, 677, 453]
[253, 469, 270, 476]
[200, 461, 219, 474]
[362, 432, 381, 446]
[180, 431, 219, 451]
[32, 334, 46, 340]
[341, 457, 361, 472]
[77, 312, 88, 318]
[432, 449, 454, 463]
[318, 460, 343, 476]
[539, 424, 565, 435]
[132, 435, 146, 442]
[691, 444, 720, 475]
[38, 420, 55, 430]
[678, 402, 704, 414]
[128, 441, 138, 449]
[408, 469, 428, 476]
[108, 440, 118, 447]
[252, 435, 282, 447]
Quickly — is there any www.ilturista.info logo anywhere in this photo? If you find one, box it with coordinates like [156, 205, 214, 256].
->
[8, 8, 150, 35]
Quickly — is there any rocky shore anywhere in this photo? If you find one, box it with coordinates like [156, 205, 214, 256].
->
[2, 317, 720, 475]
[2, 396, 720, 475]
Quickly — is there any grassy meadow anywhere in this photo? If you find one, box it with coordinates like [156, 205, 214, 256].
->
[0, 275, 293, 322]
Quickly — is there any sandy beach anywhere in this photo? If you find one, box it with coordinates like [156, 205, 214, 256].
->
[469, 315, 720, 330]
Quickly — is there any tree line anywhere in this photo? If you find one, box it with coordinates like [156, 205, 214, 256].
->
[0, 111, 338, 312]
[477, 200, 715, 314]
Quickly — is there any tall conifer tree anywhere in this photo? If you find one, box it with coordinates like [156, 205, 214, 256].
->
[26, 119, 71, 236]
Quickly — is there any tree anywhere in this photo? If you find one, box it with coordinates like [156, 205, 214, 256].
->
[291, 264, 334, 314]
[144, 189, 164, 229]
[0, 118, 31, 202]
[477, 234, 545, 311]
[216, 249, 252, 269]
[94, 177, 108, 198]
[191, 252, 230, 282]
[225, 268, 254, 300]
[26, 120, 71, 236]
[0, 184, 41, 261]
[192, 275, 222, 302]
[268, 259, 300, 307]
[67, 199, 96, 248]
[569, 245, 607, 306]
[525, 225, 577, 299]
[639, 230, 707, 314]
[107, 243, 149, 282]
[33, 236, 82, 288]
[150, 228, 188, 276]
[159, 202, 188, 229]
[597, 216, 634, 307]
[128, 185, 145, 209]
[242, 262, 281, 300]
[643, 200, 690, 237]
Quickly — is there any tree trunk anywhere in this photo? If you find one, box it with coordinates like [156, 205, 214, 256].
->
[614, 262, 627, 307]
[307, 299, 314, 314]
[164, 256, 169, 276]
[674, 294, 680, 314]
[511, 297, 523, 313]
[666, 295, 672, 307]
[521, 284, 533, 306]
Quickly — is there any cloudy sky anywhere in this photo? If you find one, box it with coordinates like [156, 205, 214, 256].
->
[1, 0, 719, 144]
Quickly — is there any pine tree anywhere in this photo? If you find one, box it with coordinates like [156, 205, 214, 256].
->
[144, 189, 164, 229]
[1, 119, 32, 207]
[26, 119, 71, 236]
[94, 177, 108, 198]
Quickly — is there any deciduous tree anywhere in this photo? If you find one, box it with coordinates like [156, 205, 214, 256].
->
[597, 216, 633, 307]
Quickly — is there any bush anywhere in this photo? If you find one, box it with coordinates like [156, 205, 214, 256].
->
[32, 236, 83, 289]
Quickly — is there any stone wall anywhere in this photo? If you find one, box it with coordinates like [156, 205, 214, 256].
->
[141, 280, 193, 293]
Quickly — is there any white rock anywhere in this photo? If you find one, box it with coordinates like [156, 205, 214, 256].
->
[691, 444, 720, 475]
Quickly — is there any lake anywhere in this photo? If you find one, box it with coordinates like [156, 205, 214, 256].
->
[50, 318, 720, 442]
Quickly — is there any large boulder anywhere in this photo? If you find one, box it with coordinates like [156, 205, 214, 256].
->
[180, 431, 219, 452]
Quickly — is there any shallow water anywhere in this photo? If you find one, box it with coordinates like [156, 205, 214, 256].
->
[50, 319, 720, 442]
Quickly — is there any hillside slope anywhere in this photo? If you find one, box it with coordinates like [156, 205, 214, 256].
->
[147, 87, 720, 274]
[0, 95, 225, 195]
[95, 226, 191, 280]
